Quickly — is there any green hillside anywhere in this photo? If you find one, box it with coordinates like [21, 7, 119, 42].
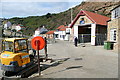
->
[8, 1, 120, 36]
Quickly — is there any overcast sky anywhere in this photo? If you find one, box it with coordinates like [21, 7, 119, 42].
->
[0, 0, 83, 18]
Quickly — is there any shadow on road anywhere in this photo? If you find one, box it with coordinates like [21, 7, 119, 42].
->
[41, 57, 70, 71]
[41, 57, 83, 76]
[66, 66, 83, 70]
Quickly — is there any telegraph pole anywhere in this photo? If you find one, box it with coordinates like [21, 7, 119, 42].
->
[71, 8, 73, 23]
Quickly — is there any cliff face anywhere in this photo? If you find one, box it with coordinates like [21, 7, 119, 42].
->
[9, 2, 120, 36]
[72, 2, 120, 18]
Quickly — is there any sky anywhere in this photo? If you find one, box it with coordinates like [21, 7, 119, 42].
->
[0, 0, 84, 18]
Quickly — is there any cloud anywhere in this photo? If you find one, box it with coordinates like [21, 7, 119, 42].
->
[2, 2, 41, 18]
[1, 2, 82, 18]
[1, 0, 81, 2]
[0, 3, 2, 18]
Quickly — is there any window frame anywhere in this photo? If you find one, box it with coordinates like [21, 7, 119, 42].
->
[110, 28, 117, 42]
[14, 39, 28, 53]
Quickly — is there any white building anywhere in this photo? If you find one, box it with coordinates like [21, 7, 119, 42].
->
[4, 21, 12, 29]
[34, 26, 48, 37]
[16, 25, 21, 31]
[54, 25, 71, 40]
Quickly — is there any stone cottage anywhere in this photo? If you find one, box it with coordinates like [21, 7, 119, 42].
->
[107, 5, 120, 52]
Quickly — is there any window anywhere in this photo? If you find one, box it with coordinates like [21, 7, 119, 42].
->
[66, 28, 70, 34]
[63, 35, 65, 39]
[114, 8, 119, 18]
[114, 30, 116, 41]
[3, 41, 13, 52]
[110, 29, 117, 42]
[15, 40, 28, 53]
[60, 35, 62, 38]
[55, 34, 58, 38]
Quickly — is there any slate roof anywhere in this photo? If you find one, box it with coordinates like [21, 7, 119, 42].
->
[36, 27, 48, 34]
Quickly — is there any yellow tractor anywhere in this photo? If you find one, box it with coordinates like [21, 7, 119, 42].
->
[0, 38, 34, 76]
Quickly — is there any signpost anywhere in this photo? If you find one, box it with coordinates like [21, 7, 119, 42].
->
[31, 36, 45, 76]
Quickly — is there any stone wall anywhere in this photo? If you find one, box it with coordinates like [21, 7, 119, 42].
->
[107, 18, 120, 52]
[118, 18, 120, 53]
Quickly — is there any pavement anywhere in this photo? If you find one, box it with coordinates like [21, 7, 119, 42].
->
[29, 40, 118, 78]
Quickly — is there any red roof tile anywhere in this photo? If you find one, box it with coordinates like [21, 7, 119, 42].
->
[70, 10, 110, 28]
[59, 26, 68, 31]
[46, 31, 54, 34]
[56, 25, 68, 31]
[56, 25, 64, 29]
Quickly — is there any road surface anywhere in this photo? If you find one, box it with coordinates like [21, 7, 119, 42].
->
[30, 40, 118, 78]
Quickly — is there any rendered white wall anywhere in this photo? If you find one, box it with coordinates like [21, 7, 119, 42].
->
[91, 24, 96, 45]
[73, 25, 78, 38]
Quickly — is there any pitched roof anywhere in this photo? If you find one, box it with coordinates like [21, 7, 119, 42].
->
[59, 26, 68, 31]
[35, 27, 48, 34]
[46, 31, 54, 34]
[56, 25, 68, 31]
[56, 25, 65, 29]
[70, 10, 110, 28]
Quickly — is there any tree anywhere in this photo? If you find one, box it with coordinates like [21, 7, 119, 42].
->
[46, 13, 52, 18]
